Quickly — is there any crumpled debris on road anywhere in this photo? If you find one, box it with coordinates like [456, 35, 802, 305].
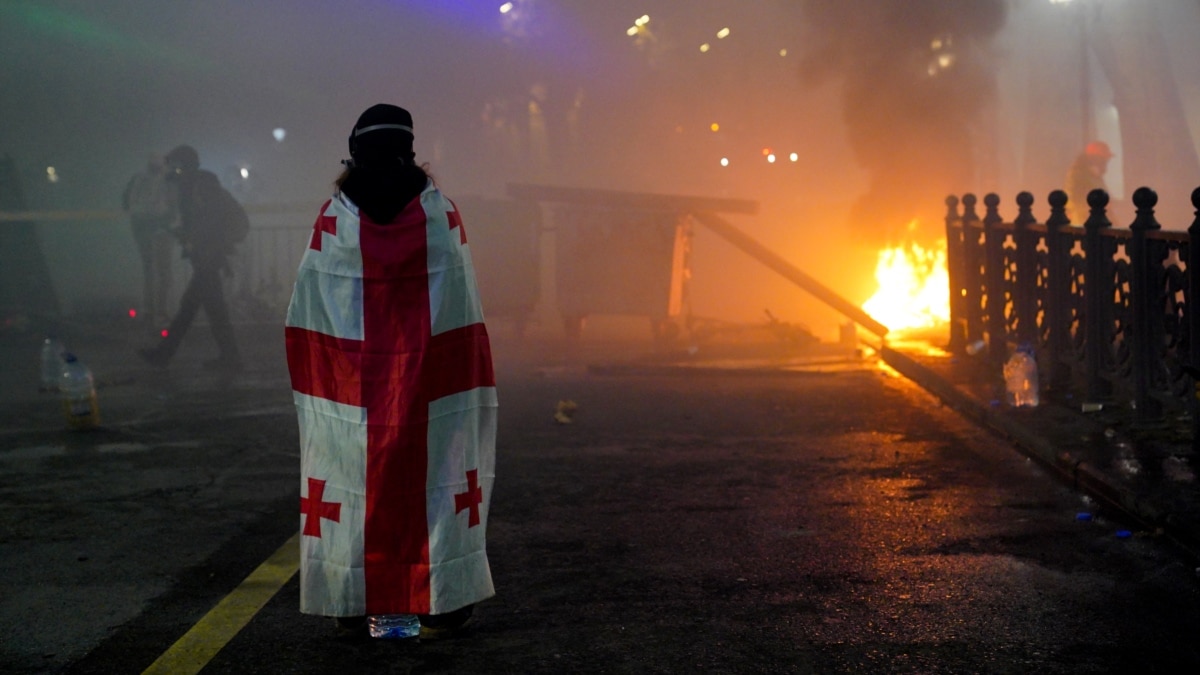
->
[554, 399, 578, 424]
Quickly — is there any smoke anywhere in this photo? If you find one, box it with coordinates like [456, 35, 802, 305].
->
[797, 0, 1007, 244]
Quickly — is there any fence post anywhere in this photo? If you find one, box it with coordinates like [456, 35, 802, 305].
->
[1084, 189, 1112, 402]
[1013, 192, 1038, 349]
[1129, 187, 1164, 419]
[961, 194, 983, 348]
[1045, 190, 1073, 398]
[1188, 187, 1200, 452]
[945, 195, 965, 353]
[982, 193, 1006, 368]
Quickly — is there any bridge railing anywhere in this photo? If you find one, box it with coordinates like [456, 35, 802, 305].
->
[945, 186, 1200, 429]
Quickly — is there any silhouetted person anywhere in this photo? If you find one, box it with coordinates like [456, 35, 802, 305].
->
[1065, 140, 1114, 224]
[285, 103, 496, 640]
[122, 153, 177, 326]
[138, 145, 242, 372]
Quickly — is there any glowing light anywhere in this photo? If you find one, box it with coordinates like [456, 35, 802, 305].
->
[779, 49, 788, 57]
[789, 152, 799, 162]
[272, 127, 286, 142]
[161, 329, 169, 338]
[761, 147, 771, 156]
[716, 27, 730, 39]
[766, 154, 776, 163]
[627, 26, 639, 36]
[46, 166, 59, 183]
[938, 54, 954, 69]
[635, 15, 650, 26]
[699, 43, 710, 52]
[931, 38, 943, 50]
[719, 157, 729, 167]
[128, 308, 137, 318]
[239, 167, 250, 179]
[499, 2, 513, 13]
[862, 237, 950, 331]
[710, 122, 720, 132]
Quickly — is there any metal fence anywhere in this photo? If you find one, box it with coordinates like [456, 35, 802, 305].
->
[1, 197, 549, 332]
[226, 206, 314, 324]
[945, 186, 1200, 426]
[0, 204, 316, 325]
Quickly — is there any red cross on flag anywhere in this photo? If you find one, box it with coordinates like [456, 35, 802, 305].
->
[286, 183, 497, 618]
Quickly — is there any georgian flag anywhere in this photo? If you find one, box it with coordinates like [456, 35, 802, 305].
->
[285, 181, 497, 617]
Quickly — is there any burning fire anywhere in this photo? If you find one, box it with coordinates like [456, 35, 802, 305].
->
[862, 239, 950, 331]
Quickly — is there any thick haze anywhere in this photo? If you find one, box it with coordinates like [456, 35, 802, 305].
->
[2, 0, 1198, 336]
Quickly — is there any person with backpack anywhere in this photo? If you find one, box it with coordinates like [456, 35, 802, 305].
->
[137, 144, 244, 373]
[122, 153, 177, 327]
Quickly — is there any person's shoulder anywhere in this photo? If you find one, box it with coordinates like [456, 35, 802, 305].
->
[196, 169, 222, 186]
[421, 177, 447, 201]
[193, 170, 231, 199]
[331, 191, 357, 215]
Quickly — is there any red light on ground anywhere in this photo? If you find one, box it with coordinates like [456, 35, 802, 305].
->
[128, 308, 137, 318]
[160, 329, 169, 338]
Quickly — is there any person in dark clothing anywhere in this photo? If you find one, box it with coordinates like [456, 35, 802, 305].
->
[138, 144, 242, 372]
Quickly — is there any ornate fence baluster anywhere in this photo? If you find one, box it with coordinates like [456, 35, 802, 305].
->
[1084, 189, 1113, 402]
[1129, 187, 1164, 419]
[1014, 192, 1038, 349]
[1045, 190, 1073, 398]
[1188, 188, 1200, 450]
[961, 194, 984, 349]
[983, 194, 1007, 368]
[945, 195, 965, 353]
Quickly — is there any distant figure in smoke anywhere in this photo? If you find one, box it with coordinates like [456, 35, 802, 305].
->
[138, 144, 243, 372]
[285, 103, 496, 639]
[122, 153, 176, 326]
[1065, 141, 1114, 224]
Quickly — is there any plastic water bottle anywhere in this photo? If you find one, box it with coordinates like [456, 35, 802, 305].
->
[1003, 345, 1039, 407]
[40, 337, 65, 391]
[367, 614, 420, 639]
[60, 353, 100, 429]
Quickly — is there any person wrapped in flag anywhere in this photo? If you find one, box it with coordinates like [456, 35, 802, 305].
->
[285, 103, 497, 638]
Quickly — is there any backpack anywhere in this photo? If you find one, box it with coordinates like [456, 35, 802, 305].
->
[125, 171, 172, 219]
[211, 184, 250, 247]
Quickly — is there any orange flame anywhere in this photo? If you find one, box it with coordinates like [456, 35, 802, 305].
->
[862, 239, 950, 331]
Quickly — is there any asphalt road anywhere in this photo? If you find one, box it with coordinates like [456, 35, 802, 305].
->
[3, 326, 1200, 674]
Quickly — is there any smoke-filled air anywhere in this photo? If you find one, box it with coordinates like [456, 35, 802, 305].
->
[2, 0, 1199, 342]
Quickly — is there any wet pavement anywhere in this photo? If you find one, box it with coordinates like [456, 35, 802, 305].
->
[879, 338, 1200, 564]
[2, 317, 1200, 673]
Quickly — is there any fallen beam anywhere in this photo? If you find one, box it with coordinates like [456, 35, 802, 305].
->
[691, 211, 889, 337]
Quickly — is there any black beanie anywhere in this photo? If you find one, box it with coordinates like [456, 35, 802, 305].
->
[166, 144, 200, 171]
[348, 104, 415, 167]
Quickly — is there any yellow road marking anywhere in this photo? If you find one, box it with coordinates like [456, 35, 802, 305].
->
[142, 532, 299, 675]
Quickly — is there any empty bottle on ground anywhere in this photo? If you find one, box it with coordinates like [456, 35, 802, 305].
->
[367, 614, 420, 639]
[1003, 345, 1039, 407]
[60, 352, 100, 429]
